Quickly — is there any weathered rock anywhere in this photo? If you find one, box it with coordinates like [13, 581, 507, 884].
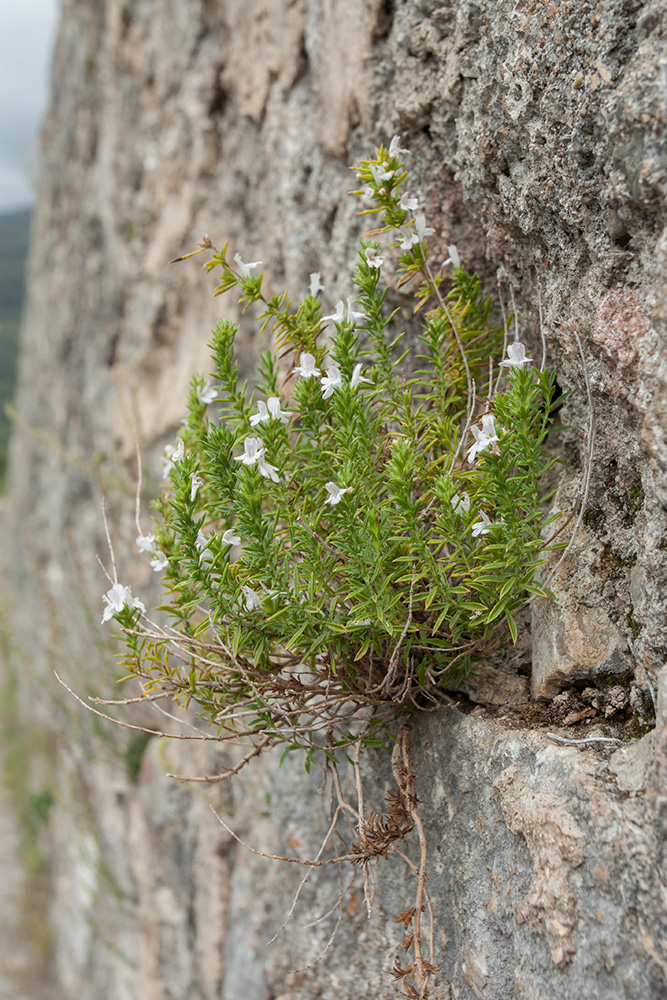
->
[609, 729, 654, 792]
[531, 529, 633, 698]
[3, 0, 667, 997]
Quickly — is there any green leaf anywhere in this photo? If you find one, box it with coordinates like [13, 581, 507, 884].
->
[506, 612, 518, 644]
[499, 576, 518, 600]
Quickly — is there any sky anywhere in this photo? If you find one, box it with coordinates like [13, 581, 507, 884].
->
[0, 0, 59, 213]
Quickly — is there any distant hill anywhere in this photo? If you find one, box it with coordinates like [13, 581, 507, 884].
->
[0, 206, 31, 489]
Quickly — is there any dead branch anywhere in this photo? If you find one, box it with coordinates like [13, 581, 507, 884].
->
[209, 804, 361, 867]
[54, 671, 222, 741]
[546, 732, 623, 748]
[167, 735, 274, 782]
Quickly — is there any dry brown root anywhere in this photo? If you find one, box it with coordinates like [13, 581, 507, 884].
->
[387, 725, 439, 999]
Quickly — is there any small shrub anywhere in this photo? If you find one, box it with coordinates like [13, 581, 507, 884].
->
[101, 138, 561, 995]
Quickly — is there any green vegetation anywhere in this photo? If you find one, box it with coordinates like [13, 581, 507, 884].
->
[0, 207, 31, 489]
[107, 142, 560, 766]
[100, 140, 563, 999]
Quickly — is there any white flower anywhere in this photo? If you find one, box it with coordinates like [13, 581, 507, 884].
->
[161, 453, 175, 480]
[499, 342, 533, 369]
[389, 135, 410, 157]
[233, 252, 262, 278]
[323, 300, 345, 323]
[346, 297, 365, 322]
[471, 511, 492, 538]
[267, 396, 292, 424]
[364, 247, 383, 269]
[309, 272, 324, 296]
[350, 363, 372, 388]
[190, 472, 203, 501]
[221, 528, 241, 546]
[136, 533, 156, 553]
[467, 414, 500, 464]
[249, 393, 292, 429]
[161, 437, 185, 479]
[321, 365, 343, 399]
[323, 298, 365, 325]
[415, 214, 435, 242]
[196, 380, 218, 405]
[398, 226, 420, 250]
[451, 492, 471, 515]
[294, 352, 321, 379]
[444, 244, 461, 268]
[324, 482, 347, 506]
[150, 551, 169, 572]
[101, 583, 146, 624]
[250, 400, 270, 426]
[233, 437, 280, 482]
[400, 192, 419, 212]
[370, 162, 393, 184]
[241, 585, 263, 612]
[257, 455, 280, 482]
[481, 413, 499, 439]
[234, 437, 264, 466]
[195, 529, 213, 564]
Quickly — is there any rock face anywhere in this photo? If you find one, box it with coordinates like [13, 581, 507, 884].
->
[3, 0, 666, 998]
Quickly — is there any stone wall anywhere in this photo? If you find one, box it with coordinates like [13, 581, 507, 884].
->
[3, 0, 666, 997]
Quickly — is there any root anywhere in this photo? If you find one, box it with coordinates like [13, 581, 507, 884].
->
[389, 725, 439, 998]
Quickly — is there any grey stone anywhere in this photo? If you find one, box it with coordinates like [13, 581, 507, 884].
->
[609, 731, 655, 793]
[2, 0, 667, 998]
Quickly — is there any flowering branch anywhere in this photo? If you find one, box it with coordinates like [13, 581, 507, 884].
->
[98, 138, 563, 1000]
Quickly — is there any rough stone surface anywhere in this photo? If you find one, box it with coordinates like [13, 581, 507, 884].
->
[531, 533, 634, 698]
[3, 0, 667, 997]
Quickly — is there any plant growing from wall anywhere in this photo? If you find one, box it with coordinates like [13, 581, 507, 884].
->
[101, 138, 560, 997]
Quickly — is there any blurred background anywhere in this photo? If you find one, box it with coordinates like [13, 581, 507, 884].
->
[0, 0, 57, 486]
[1, 5, 57, 997]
